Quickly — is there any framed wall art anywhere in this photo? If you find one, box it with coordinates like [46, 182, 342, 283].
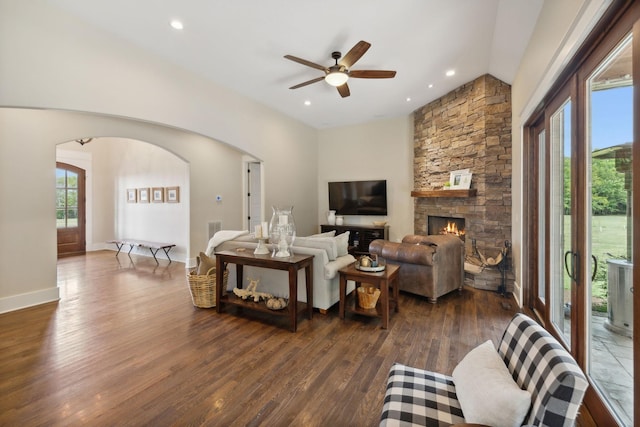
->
[126, 188, 137, 203]
[165, 186, 180, 203]
[138, 187, 150, 203]
[152, 187, 164, 203]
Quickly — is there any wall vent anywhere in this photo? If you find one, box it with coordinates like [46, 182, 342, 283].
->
[207, 221, 222, 240]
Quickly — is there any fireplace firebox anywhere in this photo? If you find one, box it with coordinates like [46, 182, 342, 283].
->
[428, 216, 465, 240]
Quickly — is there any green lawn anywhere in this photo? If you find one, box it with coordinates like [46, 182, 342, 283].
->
[564, 214, 630, 310]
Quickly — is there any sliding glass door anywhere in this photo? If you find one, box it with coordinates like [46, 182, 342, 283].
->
[548, 96, 574, 348]
[585, 34, 634, 426]
[524, 4, 639, 425]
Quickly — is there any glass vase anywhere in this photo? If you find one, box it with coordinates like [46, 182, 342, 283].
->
[269, 205, 296, 257]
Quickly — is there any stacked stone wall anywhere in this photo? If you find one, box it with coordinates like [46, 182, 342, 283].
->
[413, 74, 513, 291]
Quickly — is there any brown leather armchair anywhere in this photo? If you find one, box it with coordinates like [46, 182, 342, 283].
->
[369, 234, 464, 303]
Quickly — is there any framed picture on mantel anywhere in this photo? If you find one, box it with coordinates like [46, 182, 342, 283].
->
[457, 173, 472, 190]
[449, 169, 470, 189]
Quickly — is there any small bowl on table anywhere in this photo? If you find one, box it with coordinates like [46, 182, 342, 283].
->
[372, 221, 387, 227]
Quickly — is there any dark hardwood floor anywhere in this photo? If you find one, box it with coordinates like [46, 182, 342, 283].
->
[1, 250, 521, 426]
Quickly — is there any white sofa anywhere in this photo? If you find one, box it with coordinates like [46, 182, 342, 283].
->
[212, 233, 356, 312]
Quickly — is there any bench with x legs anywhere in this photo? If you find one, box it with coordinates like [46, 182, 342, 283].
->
[108, 239, 176, 264]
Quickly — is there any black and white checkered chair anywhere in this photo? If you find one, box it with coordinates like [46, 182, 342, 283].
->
[380, 313, 588, 426]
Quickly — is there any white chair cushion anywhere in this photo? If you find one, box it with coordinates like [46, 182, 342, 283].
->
[452, 340, 531, 427]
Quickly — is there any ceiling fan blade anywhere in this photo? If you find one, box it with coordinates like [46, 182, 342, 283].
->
[340, 41, 371, 68]
[337, 83, 350, 98]
[349, 70, 397, 79]
[289, 76, 325, 89]
[284, 55, 327, 71]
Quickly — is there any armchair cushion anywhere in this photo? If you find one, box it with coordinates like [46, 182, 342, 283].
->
[369, 240, 435, 266]
[499, 314, 589, 426]
[452, 340, 531, 427]
[380, 363, 465, 426]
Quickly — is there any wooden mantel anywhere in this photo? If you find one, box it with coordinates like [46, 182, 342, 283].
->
[411, 189, 477, 198]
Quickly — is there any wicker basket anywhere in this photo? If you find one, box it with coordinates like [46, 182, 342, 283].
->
[357, 286, 381, 309]
[187, 267, 229, 308]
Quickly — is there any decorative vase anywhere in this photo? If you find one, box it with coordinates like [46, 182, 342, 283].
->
[336, 215, 344, 225]
[269, 205, 296, 257]
[327, 210, 336, 225]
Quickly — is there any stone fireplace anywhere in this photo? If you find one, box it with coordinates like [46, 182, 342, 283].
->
[413, 74, 513, 292]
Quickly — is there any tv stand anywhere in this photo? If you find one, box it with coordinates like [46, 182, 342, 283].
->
[320, 224, 389, 256]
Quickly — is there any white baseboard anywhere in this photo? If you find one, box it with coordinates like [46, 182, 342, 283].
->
[89, 242, 110, 251]
[0, 286, 59, 314]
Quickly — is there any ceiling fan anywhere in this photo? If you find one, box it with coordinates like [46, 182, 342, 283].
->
[284, 40, 396, 98]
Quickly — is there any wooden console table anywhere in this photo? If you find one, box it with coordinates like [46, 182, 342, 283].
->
[214, 250, 314, 332]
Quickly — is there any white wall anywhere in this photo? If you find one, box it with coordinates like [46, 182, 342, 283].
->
[318, 116, 414, 243]
[510, 0, 609, 304]
[112, 139, 189, 259]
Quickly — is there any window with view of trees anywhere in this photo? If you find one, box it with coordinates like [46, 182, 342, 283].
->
[563, 157, 627, 215]
[56, 168, 79, 228]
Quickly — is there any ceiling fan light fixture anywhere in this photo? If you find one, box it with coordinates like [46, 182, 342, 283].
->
[325, 71, 349, 87]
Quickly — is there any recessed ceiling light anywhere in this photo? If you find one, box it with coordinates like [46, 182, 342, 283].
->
[446, 70, 455, 77]
[428, 84, 434, 88]
[406, 97, 411, 102]
[170, 20, 184, 30]
[304, 100, 311, 106]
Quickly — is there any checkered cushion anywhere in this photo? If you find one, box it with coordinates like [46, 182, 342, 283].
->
[379, 363, 465, 427]
[498, 314, 588, 427]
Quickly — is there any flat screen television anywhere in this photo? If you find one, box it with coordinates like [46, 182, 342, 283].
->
[328, 180, 387, 216]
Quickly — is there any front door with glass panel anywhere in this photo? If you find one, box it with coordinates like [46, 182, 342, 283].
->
[56, 162, 86, 257]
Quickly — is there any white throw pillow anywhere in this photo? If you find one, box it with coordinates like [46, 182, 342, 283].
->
[452, 340, 531, 427]
[294, 236, 337, 260]
[309, 230, 336, 238]
[335, 231, 350, 256]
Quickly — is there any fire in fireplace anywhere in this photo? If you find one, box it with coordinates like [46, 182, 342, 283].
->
[428, 216, 465, 239]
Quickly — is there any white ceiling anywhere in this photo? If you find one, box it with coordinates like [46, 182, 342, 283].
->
[45, 0, 543, 129]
